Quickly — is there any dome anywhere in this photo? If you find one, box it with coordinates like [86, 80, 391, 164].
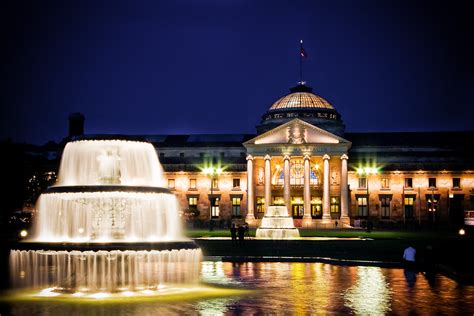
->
[268, 84, 334, 111]
[269, 92, 334, 111]
[256, 84, 345, 136]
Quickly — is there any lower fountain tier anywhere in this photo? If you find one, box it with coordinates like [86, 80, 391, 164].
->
[46, 185, 173, 194]
[10, 246, 202, 293]
[13, 240, 199, 251]
[255, 228, 300, 239]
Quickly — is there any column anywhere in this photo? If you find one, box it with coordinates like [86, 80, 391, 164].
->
[303, 155, 312, 220]
[340, 154, 349, 222]
[245, 154, 255, 222]
[322, 154, 331, 222]
[264, 155, 272, 213]
[283, 155, 291, 211]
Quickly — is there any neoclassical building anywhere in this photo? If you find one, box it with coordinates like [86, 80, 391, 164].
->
[61, 83, 474, 228]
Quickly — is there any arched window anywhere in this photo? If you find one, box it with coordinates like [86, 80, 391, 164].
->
[275, 161, 320, 186]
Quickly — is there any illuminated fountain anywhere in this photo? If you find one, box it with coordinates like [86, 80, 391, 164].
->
[10, 139, 201, 296]
[256, 205, 300, 239]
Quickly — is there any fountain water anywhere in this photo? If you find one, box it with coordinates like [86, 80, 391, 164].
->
[256, 205, 300, 239]
[10, 139, 201, 294]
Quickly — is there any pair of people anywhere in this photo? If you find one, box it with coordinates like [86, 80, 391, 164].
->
[230, 223, 248, 243]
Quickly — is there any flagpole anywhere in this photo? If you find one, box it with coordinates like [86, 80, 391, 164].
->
[299, 40, 303, 84]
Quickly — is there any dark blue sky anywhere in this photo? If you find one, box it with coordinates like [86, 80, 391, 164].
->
[2, 0, 473, 145]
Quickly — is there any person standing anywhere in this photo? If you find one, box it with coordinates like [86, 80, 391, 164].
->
[237, 225, 245, 245]
[230, 223, 237, 243]
[403, 245, 417, 267]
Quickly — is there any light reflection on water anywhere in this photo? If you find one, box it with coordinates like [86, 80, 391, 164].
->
[3, 261, 474, 315]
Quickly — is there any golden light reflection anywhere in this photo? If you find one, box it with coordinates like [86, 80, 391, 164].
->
[344, 267, 391, 315]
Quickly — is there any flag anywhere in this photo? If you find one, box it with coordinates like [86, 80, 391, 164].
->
[300, 40, 308, 58]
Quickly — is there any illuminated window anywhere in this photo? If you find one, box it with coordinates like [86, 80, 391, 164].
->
[330, 197, 340, 213]
[404, 196, 415, 218]
[453, 178, 461, 188]
[359, 177, 367, 189]
[404, 178, 413, 188]
[212, 179, 219, 190]
[276, 162, 319, 186]
[380, 196, 391, 218]
[232, 197, 241, 217]
[357, 196, 368, 217]
[211, 197, 220, 217]
[273, 196, 284, 205]
[311, 197, 322, 218]
[233, 179, 240, 189]
[168, 179, 175, 189]
[256, 197, 265, 218]
[428, 178, 436, 188]
[190, 179, 196, 190]
[292, 196, 304, 218]
[188, 196, 198, 213]
[381, 178, 390, 189]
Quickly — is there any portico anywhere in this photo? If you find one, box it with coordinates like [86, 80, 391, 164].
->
[244, 118, 351, 227]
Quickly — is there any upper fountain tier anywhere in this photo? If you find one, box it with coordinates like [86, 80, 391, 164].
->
[55, 140, 164, 187]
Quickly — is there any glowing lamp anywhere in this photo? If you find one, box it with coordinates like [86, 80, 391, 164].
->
[20, 230, 28, 238]
[459, 228, 466, 236]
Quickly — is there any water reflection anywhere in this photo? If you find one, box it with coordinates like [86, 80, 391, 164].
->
[344, 267, 392, 315]
[2, 261, 474, 315]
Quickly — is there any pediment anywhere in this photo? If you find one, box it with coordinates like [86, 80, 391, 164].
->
[244, 119, 350, 146]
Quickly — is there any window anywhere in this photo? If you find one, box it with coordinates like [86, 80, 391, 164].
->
[200, 153, 204, 158]
[188, 196, 198, 212]
[292, 196, 304, 218]
[428, 178, 436, 188]
[179, 152, 184, 158]
[330, 197, 340, 213]
[256, 197, 265, 218]
[357, 196, 368, 217]
[159, 152, 165, 158]
[233, 178, 240, 189]
[273, 196, 284, 205]
[404, 196, 415, 218]
[453, 178, 461, 188]
[211, 197, 220, 217]
[311, 197, 322, 218]
[212, 179, 219, 190]
[381, 178, 390, 189]
[168, 179, 175, 189]
[274, 160, 319, 186]
[380, 196, 391, 218]
[359, 177, 367, 189]
[189, 179, 197, 190]
[220, 152, 225, 158]
[404, 178, 413, 188]
[232, 197, 241, 217]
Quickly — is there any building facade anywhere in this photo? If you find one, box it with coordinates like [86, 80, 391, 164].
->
[63, 84, 474, 228]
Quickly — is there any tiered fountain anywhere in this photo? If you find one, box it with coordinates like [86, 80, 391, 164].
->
[255, 205, 300, 239]
[10, 138, 201, 296]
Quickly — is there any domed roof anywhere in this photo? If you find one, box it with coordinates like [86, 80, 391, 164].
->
[268, 84, 334, 111]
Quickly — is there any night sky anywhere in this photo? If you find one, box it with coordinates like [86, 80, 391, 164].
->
[1, 0, 473, 145]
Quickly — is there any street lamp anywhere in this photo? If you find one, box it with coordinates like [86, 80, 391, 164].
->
[357, 166, 378, 231]
[202, 166, 223, 230]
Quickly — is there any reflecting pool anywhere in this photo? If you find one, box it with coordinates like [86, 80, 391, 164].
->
[2, 261, 473, 315]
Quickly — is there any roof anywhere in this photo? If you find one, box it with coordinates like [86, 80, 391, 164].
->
[268, 84, 334, 111]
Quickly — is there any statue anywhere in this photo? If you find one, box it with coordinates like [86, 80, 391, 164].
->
[97, 147, 121, 184]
